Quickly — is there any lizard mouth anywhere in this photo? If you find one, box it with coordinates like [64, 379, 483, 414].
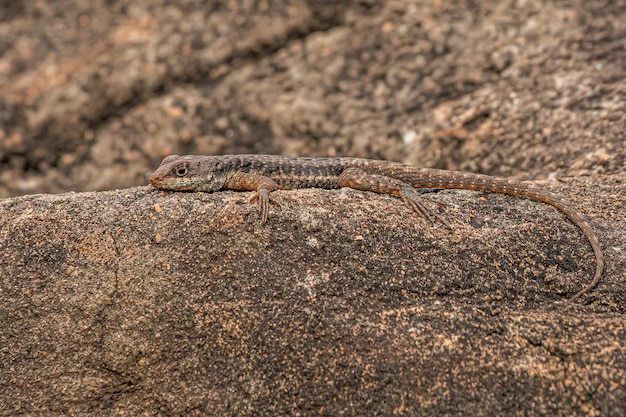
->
[150, 175, 201, 190]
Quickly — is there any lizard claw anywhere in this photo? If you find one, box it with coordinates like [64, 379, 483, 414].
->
[248, 191, 268, 224]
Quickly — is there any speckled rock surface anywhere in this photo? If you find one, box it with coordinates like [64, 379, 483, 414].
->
[0, 175, 624, 415]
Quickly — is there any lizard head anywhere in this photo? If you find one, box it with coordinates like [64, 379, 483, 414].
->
[150, 155, 228, 192]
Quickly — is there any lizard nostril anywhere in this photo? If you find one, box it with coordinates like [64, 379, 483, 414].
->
[150, 172, 160, 186]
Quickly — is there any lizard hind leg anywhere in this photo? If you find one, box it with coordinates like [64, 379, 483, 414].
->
[338, 167, 451, 228]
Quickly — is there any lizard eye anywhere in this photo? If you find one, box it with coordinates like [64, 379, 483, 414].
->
[173, 163, 188, 177]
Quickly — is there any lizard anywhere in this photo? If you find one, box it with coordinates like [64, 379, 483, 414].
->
[150, 154, 603, 301]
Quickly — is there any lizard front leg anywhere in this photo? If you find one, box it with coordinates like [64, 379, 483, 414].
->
[338, 167, 450, 227]
[226, 172, 279, 224]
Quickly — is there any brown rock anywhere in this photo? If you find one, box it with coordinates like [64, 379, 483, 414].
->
[1, 176, 624, 415]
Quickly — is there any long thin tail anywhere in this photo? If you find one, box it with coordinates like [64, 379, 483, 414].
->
[373, 165, 603, 300]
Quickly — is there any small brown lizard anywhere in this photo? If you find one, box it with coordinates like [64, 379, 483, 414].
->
[150, 154, 603, 301]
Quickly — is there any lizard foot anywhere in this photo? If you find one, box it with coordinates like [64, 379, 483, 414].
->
[248, 190, 281, 224]
[400, 185, 451, 228]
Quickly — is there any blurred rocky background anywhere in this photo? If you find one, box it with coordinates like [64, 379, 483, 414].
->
[0, 0, 623, 198]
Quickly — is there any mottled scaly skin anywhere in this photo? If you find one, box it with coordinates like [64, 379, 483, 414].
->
[150, 154, 603, 301]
